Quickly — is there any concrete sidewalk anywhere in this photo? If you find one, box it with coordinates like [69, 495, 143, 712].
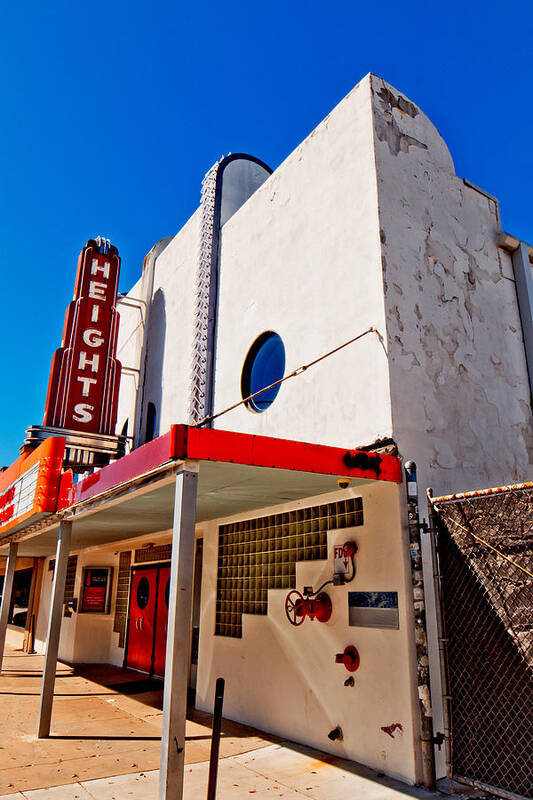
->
[0, 741, 467, 800]
[0, 634, 470, 799]
[0, 634, 279, 794]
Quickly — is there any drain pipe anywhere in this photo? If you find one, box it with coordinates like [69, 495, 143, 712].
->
[427, 489, 453, 779]
[404, 461, 436, 790]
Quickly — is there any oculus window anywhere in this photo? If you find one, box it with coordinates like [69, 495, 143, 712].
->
[241, 331, 285, 412]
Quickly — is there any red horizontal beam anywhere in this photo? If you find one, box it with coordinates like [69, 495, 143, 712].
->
[66, 425, 402, 510]
[170, 425, 402, 483]
[68, 432, 173, 507]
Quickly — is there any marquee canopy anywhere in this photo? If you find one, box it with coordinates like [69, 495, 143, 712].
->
[0, 425, 402, 557]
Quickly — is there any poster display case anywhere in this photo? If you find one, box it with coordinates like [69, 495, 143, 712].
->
[80, 567, 113, 614]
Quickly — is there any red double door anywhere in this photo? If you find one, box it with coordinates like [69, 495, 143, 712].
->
[126, 565, 170, 676]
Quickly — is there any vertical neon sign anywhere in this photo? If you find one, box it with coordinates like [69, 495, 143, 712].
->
[43, 239, 122, 435]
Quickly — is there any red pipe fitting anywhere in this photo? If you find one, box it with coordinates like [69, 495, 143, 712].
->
[343, 540, 358, 558]
[335, 645, 360, 672]
[285, 591, 332, 625]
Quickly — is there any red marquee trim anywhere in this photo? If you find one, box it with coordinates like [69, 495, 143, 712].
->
[67, 426, 401, 509]
[169, 426, 402, 483]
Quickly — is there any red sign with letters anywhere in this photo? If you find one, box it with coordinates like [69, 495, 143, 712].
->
[43, 240, 121, 435]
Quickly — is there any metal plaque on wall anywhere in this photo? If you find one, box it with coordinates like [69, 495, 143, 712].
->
[348, 591, 399, 629]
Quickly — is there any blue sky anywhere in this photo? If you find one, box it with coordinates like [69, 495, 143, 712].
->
[1, 0, 531, 465]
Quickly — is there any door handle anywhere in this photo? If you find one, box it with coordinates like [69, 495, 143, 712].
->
[139, 617, 143, 631]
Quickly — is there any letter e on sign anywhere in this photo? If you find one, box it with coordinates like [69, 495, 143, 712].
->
[334, 545, 351, 575]
[89, 281, 107, 301]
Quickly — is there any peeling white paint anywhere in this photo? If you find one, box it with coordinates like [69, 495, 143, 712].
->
[107, 72, 533, 788]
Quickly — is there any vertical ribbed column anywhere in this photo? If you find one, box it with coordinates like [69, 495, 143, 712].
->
[189, 161, 220, 424]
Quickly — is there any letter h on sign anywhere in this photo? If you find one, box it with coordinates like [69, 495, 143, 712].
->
[42, 239, 122, 436]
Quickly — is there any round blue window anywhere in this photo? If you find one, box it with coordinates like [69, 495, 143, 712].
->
[241, 332, 286, 412]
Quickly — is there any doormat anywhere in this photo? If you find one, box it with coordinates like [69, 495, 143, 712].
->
[106, 678, 164, 695]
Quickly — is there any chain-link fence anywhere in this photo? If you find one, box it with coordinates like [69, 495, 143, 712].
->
[431, 483, 533, 800]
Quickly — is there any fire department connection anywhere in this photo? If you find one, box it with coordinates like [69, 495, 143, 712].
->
[284, 540, 361, 676]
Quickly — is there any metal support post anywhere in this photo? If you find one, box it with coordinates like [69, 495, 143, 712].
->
[37, 521, 71, 738]
[0, 542, 19, 672]
[159, 469, 198, 800]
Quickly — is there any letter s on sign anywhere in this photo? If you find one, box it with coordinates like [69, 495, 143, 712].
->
[73, 403, 94, 423]
[83, 329, 104, 347]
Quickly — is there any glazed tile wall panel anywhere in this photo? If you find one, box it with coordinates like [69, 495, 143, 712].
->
[216, 498, 363, 637]
[113, 550, 132, 647]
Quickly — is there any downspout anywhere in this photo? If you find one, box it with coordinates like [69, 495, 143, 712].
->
[511, 241, 533, 404]
[427, 489, 453, 779]
[404, 460, 436, 790]
[497, 233, 533, 406]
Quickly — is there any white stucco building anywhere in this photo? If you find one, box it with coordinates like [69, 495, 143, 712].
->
[2, 73, 532, 798]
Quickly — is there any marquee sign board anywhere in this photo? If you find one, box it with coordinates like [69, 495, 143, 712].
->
[26, 238, 125, 471]
[0, 437, 65, 537]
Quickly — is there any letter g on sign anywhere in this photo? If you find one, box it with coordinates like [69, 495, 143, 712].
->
[83, 329, 104, 347]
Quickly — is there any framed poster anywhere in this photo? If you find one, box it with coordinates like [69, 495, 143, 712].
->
[80, 567, 113, 614]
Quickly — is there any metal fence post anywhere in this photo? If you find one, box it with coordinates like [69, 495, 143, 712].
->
[207, 677, 225, 800]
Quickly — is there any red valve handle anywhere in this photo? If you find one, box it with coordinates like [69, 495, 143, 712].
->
[285, 590, 306, 626]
